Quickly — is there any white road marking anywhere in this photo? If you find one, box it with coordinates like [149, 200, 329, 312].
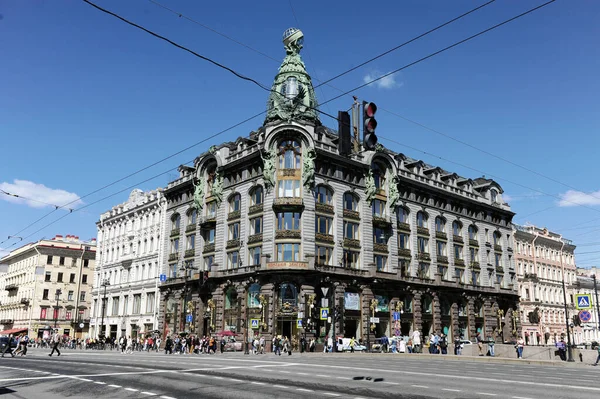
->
[77, 378, 93, 382]
[160, 396, 177, 399]
[296, 388, 313, 392]
[93, 381, 106, 385]
[318, 374, 331, 378]
[512, 397, 533, 399]
[251, 382, 266, 385]
[477, 394, 497, 396]
[141, 392, 157, 396]
[412, 385, 429, 388]
[212, 376, 224, 379]
[442, 388, 461, 392]
[296, 372, 309, 375]
[229, 379, 243, 382]
[384, 382, 400, 385]
[124, 388, 139, 392]
[108, 385, 122, 388]
[322, 394, 340, 397]
[273, 385, 290, 389]
[336, 376, 351, 380]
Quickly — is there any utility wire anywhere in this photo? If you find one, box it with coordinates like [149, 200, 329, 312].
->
[0, 189, 75, 211]
[2, 0, 559, 244]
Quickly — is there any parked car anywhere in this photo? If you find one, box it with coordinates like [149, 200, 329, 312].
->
[223, 338, 243, 352]
[459, 339, 473, 346]
[337, 337, 366, 352]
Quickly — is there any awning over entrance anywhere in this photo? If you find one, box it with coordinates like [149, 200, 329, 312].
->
[0, 327, 28, 336]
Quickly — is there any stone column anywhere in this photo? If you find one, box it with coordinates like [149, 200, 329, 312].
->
[451, 301, 459, 341]
[412, 290, 423, 334]
[361, 286, 374, 347]
[432, 291, 441, 334]
[483, 298, 492, 337]
[467, 296, 476, 340]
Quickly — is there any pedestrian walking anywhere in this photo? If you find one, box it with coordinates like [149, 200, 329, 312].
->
[487, 335, 495, 357]
[593, 344, 600, 366]
[555, 338, 566, 361]
[1, 335, 15, 358]
[48, 331, 61, 357]
[476, 332, 485, 356]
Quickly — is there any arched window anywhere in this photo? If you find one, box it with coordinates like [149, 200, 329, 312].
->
[229, 193, 241, 213]
[315, 185, 333, 205]
[188, 208, 197, 226]
[371, 162, 386, 190]
[278, 139, 302, 169]
[247, 283, 261, 308]
[343, 192, 359, 212]
[435, 216, 446, 233]
[490, 189, 498, 203]
[422, 295, 433, 314]
[250, 186, 263, 206]
[171, 214, 181, 230]
[416, 211, 428, 228]
[452, 221, 462, 236]
[225, 288, 238, 310]
[493, 231, 502, 247]
[397, 207, 409, 224]
[279, 283, 298, 307]
[468, 225, 478, 240]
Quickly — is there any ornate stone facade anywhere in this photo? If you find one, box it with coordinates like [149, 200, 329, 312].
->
[157, 29, 519, 348]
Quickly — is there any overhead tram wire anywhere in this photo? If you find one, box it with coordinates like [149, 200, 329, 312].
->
[5, 0, 558, 243]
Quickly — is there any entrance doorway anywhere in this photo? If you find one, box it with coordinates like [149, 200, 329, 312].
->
[344, 318, 359, 338]
[277, 318, 297, 339]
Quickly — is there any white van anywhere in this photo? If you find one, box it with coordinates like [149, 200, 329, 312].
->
[337, 337, 366, 352]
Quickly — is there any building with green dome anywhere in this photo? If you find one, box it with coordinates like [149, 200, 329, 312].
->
[158, 29, 520, 348]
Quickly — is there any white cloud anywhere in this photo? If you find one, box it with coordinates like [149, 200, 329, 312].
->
[502, 194, 513, 203]
[0, 179, 83, 209]
[558, 190, 600, 207]
[363, 70, 403, 90]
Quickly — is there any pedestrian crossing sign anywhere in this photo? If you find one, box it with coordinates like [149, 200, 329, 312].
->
[320, 308, 329, 320]
[297, 319, 302, 328]
[575, 294, 592, 310]
[250, 319, 260, 329]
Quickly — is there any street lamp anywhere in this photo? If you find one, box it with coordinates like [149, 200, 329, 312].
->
[182, 263, 198, 333]
[99, 279, 110, 339]
[561, 275, 575, 362]
[592, 274, 600, 334]
[54, 289, 62, 329]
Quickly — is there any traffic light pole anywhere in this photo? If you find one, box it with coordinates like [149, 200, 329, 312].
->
[593, 274, 600, 334]
[561, 277, 575, 362]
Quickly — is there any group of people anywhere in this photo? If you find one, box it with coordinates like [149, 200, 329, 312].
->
[164, 335, 224, 355]
[1, 332, 30, 357]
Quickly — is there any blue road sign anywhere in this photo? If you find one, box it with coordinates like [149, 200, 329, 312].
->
[159, 274, 167, 283]
[579, 310, 592, 323]
[297, 319, 303, 328]
[320, 308, 329, 320]
[250, 319, 260, 329]
[186, 314, 193, 323]
[575, 294, 592, 310]
[393, 311, 400, 321]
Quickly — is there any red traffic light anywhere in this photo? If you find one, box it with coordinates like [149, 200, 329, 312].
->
[364, 117, 377, 133]
[364, 102, 377, 118]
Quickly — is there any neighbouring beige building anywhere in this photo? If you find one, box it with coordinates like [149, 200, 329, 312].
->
[0, 234, 96, 339]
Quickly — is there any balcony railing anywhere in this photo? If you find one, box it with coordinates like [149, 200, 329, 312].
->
[170, 228, 180, 237]
[315, 233, 334, 243]
[184, 249, 195, 258]
[343, 209, 360, 220]
[437, 255, 449, 264]
[469, 239, 479, 247]
[397, 222, 410, 232]
[343, 238, 361, 249]
[203, 243, 215, 253]
[417, 227, 429, 236]
[372, 216, 392, 227]
[398, 248, 412, 258]
[248, 204, 264, 215]
[226, 239, 241, 249]
[5, 284, 18, 292]
[417, 252, 431, 262]
[373, 243, 388, 253]
[453, 235, 464, 243]
[273, 197, 303, 208]
[455, 258, 465, 266]
[435, 231, 447, 240]
[315, 203, 334, 214]
[247, 233, 263, 244]
[275, 230, 301, 239]
[470, 261, 481, 270]
[227, 210, 241, 221]
[168, 253, 179, 262]
[494, 244, 502, 252]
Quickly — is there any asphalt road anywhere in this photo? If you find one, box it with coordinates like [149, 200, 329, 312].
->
[0, 348, 598, 399]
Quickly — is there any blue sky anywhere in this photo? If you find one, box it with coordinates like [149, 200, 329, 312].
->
[1, 0, 600, 266]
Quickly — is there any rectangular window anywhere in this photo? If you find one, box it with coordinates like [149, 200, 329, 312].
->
[187, 234, 196, 250]
[438, 265, 448, 280]
[454, 245, 463, 260]
[418, 237, 429, 253]
[399, 259, 410, 277]
[66, 311, 72, 320]
[472, 271, 480, 285]
[203, 255, 214, 271]
[47, 256, 53, 265]
[43, 289, 49, 300]
[170, 238, 179, 254]
[436, 241, 446, 256]
[249, 246, 262, 266]
[399, 233, 410, 250]
[373, 227, 387, 244]
[397, 208, 408, 223]
[70, 273, 76, 283]
[71, 257, 77, 267]
[276, 243, 300, 262]
[146, 293, 155, 313]
[228, 223, 240, 240]
[206, 201, 217, 218]
[372, 199, 386, 217]
[495, 253, 502, 267]
[45, 272, 51, 282]
[470, 247, 479, 263]
[82, 274, 88, 284]
[496, 274, 503, 286]
[57, 272, 63, 282]
[123, 295, 129, 315]
[169, 263, 177, 278]
[59, 257, 65, 266]
[277, 180, 301, 197]
[374, 255, 387, 272]
[455, 267, 465, 283]
[250, 217, 263, 234]
[40, 308, 47, 319]
[315, 215, 333, 235]
[315, 245, 333, 266]
[276, 212, 301, 230]
[53, 308, 59, 320]
[112, 297, 120, 316]
[227, 251, 240, 269]
[342, 249, 360, 269]
[203, 228, 215, 244]
[417, 213, 427, 228]
[68, 291, 74, 301]
[418, 263, 429, 279]
[343, 221, 359, 239]
[133, 294, 141, 314]
[79, 292, 86, 301]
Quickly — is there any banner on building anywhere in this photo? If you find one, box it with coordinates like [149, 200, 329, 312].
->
[344, 292, 360, 310]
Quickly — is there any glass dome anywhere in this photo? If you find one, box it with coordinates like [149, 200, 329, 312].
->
[283, 28, 299, 41]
